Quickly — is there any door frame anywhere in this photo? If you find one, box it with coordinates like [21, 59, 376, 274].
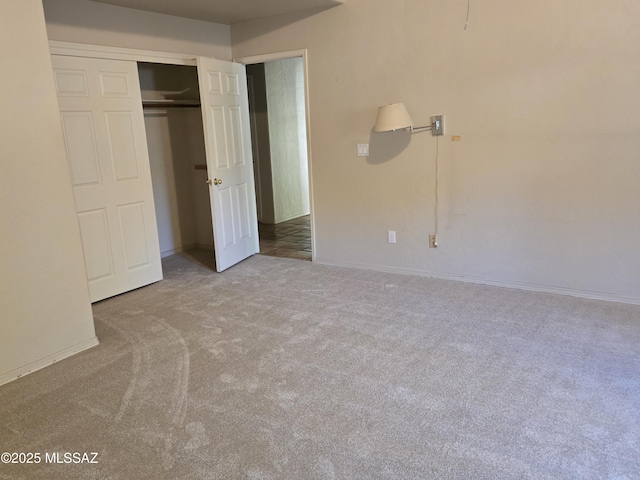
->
[49, 41, 198, 66]
[234, 50, 316, 261]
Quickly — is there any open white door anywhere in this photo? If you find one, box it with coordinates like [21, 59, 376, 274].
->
[52, 55, 162, 302]
[198, 57, 259, 272]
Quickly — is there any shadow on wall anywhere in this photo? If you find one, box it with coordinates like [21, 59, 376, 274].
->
[367, 128, 411, 165]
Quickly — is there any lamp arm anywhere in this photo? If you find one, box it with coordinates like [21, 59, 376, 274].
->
[410, 125, 434, 132]
[410, 116, 444, 135]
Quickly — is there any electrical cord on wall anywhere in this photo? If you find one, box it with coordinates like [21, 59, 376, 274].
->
[464, 0, 471, 30]
[434, 136, 440, 236]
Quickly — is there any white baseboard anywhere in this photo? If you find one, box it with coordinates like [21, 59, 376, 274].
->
[315, 259, 640, 306]
[160, 243, 215, 258]
[0, 336, 99, 387]
[274, 212, 311, 224]
[160, 244, 198, 258]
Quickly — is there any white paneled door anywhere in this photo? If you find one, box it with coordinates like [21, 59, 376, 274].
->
[198, 57, 259, 272]
[52, 55, 162, 302]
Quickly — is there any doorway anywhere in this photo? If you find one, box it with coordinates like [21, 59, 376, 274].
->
[240, 51, 314, 261]
[51, 43, 260, 301]
[138, 58, 261, 272]
[138, 62, 214, 260]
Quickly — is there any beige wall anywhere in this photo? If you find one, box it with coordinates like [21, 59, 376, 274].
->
[1, 0, 231, 384]
[232, 0, 640, 303]
[0, 0, 97, 385]
[43, 0, 232, 60]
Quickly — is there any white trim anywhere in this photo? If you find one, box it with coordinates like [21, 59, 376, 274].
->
[0, 337, 99, 387]
[234, 49, 307, 64]
[160, 244, 199, 258]
[274, 212, 312, 224]
[49, 40, 198, 66]
[159, 243, 214, 257]
[235, 50, 316, 261]
[315, 259, 640, 306]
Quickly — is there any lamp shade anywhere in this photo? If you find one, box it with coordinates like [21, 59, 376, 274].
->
[374, 103, 414, 132]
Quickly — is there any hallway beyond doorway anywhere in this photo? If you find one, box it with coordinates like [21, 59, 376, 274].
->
[258, 215, 311, 261]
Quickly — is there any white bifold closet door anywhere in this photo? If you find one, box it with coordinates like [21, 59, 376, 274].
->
[52, 55, 162, 302]
[198, 57, 259, 272]
[53, 53, 259, 300]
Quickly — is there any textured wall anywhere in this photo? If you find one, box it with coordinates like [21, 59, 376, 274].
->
[232, 0, 640, 303]
[265, 57, 311, 223]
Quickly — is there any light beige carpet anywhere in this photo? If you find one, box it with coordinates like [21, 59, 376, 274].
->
[1, 251, 639, 479]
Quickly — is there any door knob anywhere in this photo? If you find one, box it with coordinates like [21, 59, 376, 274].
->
[214, 178, 222, 186]
[205, 179, 212, 185]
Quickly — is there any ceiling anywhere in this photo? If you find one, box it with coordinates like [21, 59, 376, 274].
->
[87, 0, 344, 25]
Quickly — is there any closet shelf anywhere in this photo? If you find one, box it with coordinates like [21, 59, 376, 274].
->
[142, 99, 201, 108]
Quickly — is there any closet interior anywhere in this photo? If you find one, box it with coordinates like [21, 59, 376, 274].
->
[137, 62, 214, 259]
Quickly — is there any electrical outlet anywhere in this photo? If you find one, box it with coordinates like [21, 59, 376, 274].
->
[388, 231, 396, 244]
[429, 234, 438, 248]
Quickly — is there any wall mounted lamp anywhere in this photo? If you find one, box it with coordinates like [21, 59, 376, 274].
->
[373, 102, 444, 248]
[374, 103, 444, 136]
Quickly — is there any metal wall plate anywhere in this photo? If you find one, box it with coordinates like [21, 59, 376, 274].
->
[431, 115, 444, 136]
